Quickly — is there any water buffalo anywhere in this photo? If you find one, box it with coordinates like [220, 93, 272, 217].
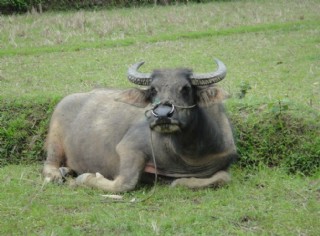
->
[43, 59, 238, 192]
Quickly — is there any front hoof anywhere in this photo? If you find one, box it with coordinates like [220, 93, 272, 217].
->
[75, 173, 95, 185]
[43, 169, 63, 184]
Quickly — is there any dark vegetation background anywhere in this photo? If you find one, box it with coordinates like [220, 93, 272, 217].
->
[1, 0, 214, 14]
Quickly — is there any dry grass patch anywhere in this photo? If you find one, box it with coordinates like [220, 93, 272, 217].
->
[1, 0, 319, 50]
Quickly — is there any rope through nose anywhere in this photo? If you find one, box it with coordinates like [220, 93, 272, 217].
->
[173, 104, 197, 109]
[145, 102, 196, 118]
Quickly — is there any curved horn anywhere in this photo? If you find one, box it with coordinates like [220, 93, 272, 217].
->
[127, 61, 152, 86]
[190, 58, 227, 86]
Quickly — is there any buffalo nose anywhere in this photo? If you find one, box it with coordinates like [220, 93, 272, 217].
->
[152, 103, 175, 118]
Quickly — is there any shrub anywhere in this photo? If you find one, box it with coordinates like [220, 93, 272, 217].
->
[0, 0, 211, 14]
[0, 0, 41, 14]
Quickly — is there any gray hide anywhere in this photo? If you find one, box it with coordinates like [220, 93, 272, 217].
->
[43, 63, 238, 192]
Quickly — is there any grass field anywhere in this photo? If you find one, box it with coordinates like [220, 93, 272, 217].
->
[0, 0, 320, 234]
[0, 165, 319, 235]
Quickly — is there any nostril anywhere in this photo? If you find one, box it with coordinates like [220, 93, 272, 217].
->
[152, 103, 175, 118]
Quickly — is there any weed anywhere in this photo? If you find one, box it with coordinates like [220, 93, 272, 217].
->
[267, 98, 290, 116]
[236, 81, 252, 99]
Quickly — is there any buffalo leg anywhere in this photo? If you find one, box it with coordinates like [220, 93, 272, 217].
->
[75, 172, 140, 193]
[75, 165, 143, 193]
[76, 143, 146, 192]
[170, 171, 231, 189]
[43, 121, 65, 183]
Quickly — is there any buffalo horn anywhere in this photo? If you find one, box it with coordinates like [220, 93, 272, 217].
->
[190, 59, 227, 86]
[127, 61, 152, 86]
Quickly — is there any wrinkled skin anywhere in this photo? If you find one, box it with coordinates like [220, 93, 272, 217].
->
[43, 69, 238, 192]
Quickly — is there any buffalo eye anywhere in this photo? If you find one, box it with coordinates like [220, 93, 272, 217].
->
[180, 85, 192, 97]
[149, 87, 158, 98]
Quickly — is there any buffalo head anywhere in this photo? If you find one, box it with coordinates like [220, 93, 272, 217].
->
[118, 59, 228, 133]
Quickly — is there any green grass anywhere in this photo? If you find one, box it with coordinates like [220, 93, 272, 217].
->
[0, 0, 320, 234]
[1, 24, 319, 104]
[0, 165, 319, 235]
[0, 20, 318, 57]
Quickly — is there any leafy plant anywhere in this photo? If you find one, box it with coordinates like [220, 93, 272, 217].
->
[236, 81, 252, 99]
[267, 98, 290, 116]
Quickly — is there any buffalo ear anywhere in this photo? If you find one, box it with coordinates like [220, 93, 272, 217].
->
[115, 88, 149, 108]
[197, 86, 229, 107]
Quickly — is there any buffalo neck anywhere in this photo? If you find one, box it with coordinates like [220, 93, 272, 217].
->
[172, 106, 223, 158]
